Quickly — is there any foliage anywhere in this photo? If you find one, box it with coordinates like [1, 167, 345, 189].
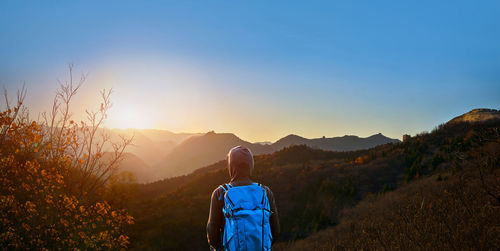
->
[128, 145, 399, 249]
[276, 170, 499, 250]
[104, 172, 138, 209]
[37, 66, 132, 198]
[0, 68, 134, 250]
[275, 122, 500, 250]
[127, 117, 500, 250]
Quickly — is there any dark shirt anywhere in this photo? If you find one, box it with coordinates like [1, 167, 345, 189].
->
[206, 180, 280, 250]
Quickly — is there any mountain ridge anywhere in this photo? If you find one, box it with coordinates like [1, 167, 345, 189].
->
[448, 108, 500, 124]
[148, 131, 399, 181]
[128, 111, 500, 250]
[113, 108, 499, 183]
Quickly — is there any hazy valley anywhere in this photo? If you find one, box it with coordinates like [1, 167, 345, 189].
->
[124, 109, 500, 250]
[111, 129, 400, 182]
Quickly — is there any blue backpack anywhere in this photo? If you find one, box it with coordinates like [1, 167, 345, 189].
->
[219, 183, 273, 251]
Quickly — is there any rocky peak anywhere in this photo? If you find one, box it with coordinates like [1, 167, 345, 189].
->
[448, 108, 500, 124]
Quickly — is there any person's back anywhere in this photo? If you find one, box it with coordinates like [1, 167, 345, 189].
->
[207, 146, 280, 251]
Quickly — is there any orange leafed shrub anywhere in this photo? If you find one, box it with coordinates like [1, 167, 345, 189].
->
[0, 76, 133, 250]
[354, 155, 369, 165]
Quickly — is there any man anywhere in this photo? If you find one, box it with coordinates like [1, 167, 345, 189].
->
[207, 146, 280, 250]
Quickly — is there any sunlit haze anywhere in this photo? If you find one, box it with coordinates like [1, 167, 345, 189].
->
[1, 1, 499, 142]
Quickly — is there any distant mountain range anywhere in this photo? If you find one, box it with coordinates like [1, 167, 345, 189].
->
[109, 108, 499, 182]
[272, 133, 399, 152]
[127, 108, 500, 250]
[153, 132, 399, 180]
[109, 128, 399, 182]
[102, 152, 152, 182]
[149, 131, 272, 178]
[107, 128, 201, 166]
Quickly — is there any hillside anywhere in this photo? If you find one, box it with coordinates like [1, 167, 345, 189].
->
[101, 152, 152, 183]
[136, 129, 202, 145]
[109, 129, 200, 166]
[273, 133, 399, 151]
[275, 169, 499, 250]
[151, 131, 399, 181]
[448, 108, 500, 124]
[126, 112, 500, 250]
[151, 131, 273, 179]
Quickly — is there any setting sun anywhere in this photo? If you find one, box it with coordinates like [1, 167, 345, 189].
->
[107, 104, 154, 129]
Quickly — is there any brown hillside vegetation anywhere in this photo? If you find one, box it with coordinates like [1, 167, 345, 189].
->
[277, 119, 500, 250]
[2, 76, 498, 250]
[448, 108, 500, 124]
[127, 116, 500, 250]
[146, 131, 398, 182]
[276, 170, 499, 250]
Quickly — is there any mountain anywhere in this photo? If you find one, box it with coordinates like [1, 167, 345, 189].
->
[273, 133, 399, 151]
[448, 108, 500, 124]
[127, 110, 500, 250]
[273, 134, 309, 148]
[151, 131, 273, 179]
[254, 141, 273, 145]
[150, 131, 399, 181]
[133, 129, 202, 145]
[101, 152, 152, 183]
[108, 128, 200, 166]
[103, 126, 398, 182]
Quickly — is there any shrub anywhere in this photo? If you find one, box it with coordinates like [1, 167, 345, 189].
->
[0, 68, 134, 250]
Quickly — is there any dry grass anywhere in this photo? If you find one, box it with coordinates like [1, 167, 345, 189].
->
[275, 167, 500, 250]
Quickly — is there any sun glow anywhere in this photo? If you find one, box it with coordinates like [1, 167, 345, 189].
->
[106, 104, 155, 129]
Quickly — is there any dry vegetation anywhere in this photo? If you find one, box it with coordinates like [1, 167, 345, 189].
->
[275, 171, 499, 250]
[276, 136, 500, 250]
[2, 67, 499, 250]
[128, 116, 500, 250]
[0, 67, 135, 250]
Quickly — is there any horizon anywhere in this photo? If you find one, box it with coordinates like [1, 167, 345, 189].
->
[106, 126, 403, 143]
[1, 2, 500, 250]
[2, 1, 500, 142]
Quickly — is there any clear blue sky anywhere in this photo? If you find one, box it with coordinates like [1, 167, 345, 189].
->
[1, 0, 499, 142]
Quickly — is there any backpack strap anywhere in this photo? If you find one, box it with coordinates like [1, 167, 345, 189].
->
[256, 183, 267, 205]
[218, 183, 235, 201]
[218, 184, 228, 201]
[255, 183, 267, 251]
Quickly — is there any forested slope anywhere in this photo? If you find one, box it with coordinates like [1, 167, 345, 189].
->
[127, 118, 500, 250]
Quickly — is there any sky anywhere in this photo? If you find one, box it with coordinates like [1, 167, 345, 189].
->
[1, 0, 499, 142]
